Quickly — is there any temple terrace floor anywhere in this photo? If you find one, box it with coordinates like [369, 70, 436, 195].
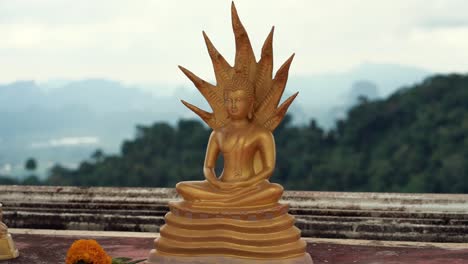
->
[4, 229, 468, 264]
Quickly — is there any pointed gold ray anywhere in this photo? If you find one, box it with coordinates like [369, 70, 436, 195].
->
[178, 65, 213, 89]
[178, 66, 223, 107]
[261, 26, 274, 57]
[202, 31, 233, 85]
[271, 53, 295, 107]
[253, 53, 295, 126]
[255, 26, 274, 106]
[180, 100, 215, 128]
[178, 66, 227, 128]
[275, 92, 298, 117]
[231, 1, 256, 79]
[264, 92, 298, 130]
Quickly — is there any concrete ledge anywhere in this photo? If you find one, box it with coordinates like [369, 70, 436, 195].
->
[1, 185, 468, 242]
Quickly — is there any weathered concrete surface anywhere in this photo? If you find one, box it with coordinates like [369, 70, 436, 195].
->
[1, 185, 468, 242]
[5, 229, 468, 264]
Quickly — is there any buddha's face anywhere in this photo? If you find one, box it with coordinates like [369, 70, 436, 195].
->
[224, 89, 253, 120]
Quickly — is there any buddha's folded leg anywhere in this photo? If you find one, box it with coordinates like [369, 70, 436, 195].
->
[222, 180, 284, 206]
[188, 180, 284, 207]
[176, 180, 234, 202]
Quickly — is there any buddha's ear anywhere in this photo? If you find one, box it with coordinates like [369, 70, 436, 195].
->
[248, 99, 254, 120]
[248, 97, 255, 110]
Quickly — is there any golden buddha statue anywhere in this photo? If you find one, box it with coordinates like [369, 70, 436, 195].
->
[147, 2, 313, 263]
[0, 204, 19, 260]
[175, 73, 286, 208]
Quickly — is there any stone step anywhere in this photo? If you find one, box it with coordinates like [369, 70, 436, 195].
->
[2, 211, 165, 232]
[296, 218, 468, 233]
[5, 209, 468, 241]
[2, 185, 468, 242]
[301, 229, 468, 242]
[295, 219, 468, 243]
[6, 202, 169, 210]
[295, 215, 468, 225]
[5, 207, 168, 216]
[5, 204, 466, 222]
[3, 186, 468, 210]
[6, 206, 468, 226]
[290, 208, 468, 219]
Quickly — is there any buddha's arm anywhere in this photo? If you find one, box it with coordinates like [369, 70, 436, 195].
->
[240, 131, 276, 187]
[203, 131, 221, 187]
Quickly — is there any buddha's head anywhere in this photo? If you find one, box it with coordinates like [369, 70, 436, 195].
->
[224, 75, 255, 120]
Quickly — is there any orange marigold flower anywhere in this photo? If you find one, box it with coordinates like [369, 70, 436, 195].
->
[65, 239, 112, 264]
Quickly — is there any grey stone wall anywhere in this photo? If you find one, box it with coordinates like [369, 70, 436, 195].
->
[1, 185, 468, 242]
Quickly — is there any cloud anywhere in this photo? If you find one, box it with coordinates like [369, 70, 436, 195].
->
[1, 0, 467, 85]
[30, 137, 100, 148]
[421, 19, 468, 30]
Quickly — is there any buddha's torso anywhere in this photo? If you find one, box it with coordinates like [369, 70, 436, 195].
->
[215, 123, 263, 182]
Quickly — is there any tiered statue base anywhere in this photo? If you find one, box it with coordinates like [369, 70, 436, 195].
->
[0, 234, 19, 260]
[147, 201, 313, 264]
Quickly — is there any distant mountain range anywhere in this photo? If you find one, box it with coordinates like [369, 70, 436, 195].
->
[0, 63, 430, 178]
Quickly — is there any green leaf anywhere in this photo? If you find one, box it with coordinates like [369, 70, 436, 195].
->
[111, 258, 126, 264]
[111, 257, 147, 264]
[113, 257, 132, 261]
[127, 259, 147, 264]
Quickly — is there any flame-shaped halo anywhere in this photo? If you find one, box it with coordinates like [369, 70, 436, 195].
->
[180, 2, 297, 131]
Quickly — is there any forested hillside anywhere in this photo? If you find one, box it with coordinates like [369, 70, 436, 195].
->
[3, 74, 467, 193]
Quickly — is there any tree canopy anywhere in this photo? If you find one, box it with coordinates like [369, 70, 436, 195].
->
[3, 74, 468, 193]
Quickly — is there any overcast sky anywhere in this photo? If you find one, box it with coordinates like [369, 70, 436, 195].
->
[1, 0, 468, 86]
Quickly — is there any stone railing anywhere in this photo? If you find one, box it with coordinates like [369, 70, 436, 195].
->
[1, 185, 467, 242]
